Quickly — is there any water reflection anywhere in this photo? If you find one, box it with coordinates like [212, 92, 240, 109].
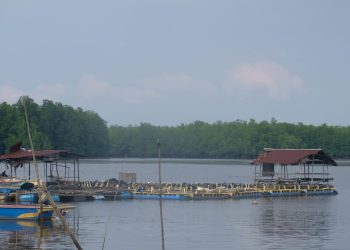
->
[0, 220, 64, 249]
[256, 196, 334, 249]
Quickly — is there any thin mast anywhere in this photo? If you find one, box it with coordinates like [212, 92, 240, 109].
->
[21, 97, 83, 250]
[157, 139, 165, 250]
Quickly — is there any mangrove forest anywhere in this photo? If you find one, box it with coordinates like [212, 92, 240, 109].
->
[1, 97, 349, 159]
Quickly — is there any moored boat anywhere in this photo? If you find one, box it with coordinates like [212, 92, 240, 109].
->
[0, 204, 54, 220]
[98, 191, 133, 200]
[0, 177, 27, 188]
[19, 192, 60, 203]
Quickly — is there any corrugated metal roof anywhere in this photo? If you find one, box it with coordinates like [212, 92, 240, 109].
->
[251, 148, 337, 166]
[0, 149, 67, 161]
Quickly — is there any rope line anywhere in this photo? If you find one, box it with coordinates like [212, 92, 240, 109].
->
[101, 185, 119, 249]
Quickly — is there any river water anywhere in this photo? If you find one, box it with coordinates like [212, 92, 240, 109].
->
[0, 159, 349, 250]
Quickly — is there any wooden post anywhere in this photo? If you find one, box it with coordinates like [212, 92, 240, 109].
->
[29, 161, 31, 180]
[55, 160, 59, 179]
[311, 155, 314, 182]
[77, 159, 80, 182]
[157, 139, 165, 250]
[22, 97, 83, 250]
[73, 161, 76, 182]
[50, 163, 53, 177]
[254, 165, 257, 182]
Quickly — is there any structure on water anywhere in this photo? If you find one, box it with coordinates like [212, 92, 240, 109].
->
[0, 142, 81, 183]
[251, 148, 337, 184]
[119, 172, 136, 183]
[0, 147, 339, 202]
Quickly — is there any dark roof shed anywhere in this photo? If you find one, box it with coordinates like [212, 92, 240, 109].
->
[251, 148, 337, 166]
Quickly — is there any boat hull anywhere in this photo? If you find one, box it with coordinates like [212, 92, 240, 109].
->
[19, 193, 60, 203]
[0, 205, 54, 220]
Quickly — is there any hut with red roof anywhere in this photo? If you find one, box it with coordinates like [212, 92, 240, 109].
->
[0, 142, 81, 183]
[251, 148, 337, 184]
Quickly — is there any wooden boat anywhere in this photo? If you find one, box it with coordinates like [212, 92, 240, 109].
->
[0, 177, 27, 188]
[0, 204, 54, 220]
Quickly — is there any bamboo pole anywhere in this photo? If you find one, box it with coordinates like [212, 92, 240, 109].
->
[158, 139, 165, 250]
[22, 97, 83, 250]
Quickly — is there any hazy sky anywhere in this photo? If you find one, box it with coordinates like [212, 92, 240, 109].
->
[1, 1, 349, 126]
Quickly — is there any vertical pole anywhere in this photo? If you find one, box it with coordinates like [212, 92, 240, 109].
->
[77, 159, 80, 182]
[311, 155, 314, 182]
[157, 139, 165, 250]
[29, 161, 31, 180]
[323, 160, 325, 181]
[259, 164, 262, 179]
[280, 165, 282, 179]
[74, 161, 76, 183]
[254, 165, 257, 182]
[22, 97, 82, 250]
[55, 160, 59, 179]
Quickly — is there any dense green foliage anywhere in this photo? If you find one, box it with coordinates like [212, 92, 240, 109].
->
[0, 97, 110, 156]
[1, 97, 350, 158]
[109, 120, 350, 159]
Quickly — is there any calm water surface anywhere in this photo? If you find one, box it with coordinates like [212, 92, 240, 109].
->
[0, 159, 349, 250]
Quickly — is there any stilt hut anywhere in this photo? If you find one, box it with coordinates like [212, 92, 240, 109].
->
[251, 148, 337, 184]
[0, 142, 81, 183]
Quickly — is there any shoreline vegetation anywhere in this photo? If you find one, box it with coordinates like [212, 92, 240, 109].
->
[81, 158, 350, 166]
[1, 96, 350, 159]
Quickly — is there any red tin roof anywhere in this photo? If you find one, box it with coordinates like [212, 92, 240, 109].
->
[251, 148, 337, 166]
[0, 149, 67, 161]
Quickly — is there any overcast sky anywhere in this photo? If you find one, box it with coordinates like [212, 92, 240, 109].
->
[1, 1, 349, 126]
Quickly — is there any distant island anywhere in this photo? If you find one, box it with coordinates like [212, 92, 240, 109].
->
[1, 96, 349, 159]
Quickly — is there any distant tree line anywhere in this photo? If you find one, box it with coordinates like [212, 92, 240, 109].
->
[109, 119, 350, 159]
[0, 96, 110, 157]
[1, 97, 350, 158]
